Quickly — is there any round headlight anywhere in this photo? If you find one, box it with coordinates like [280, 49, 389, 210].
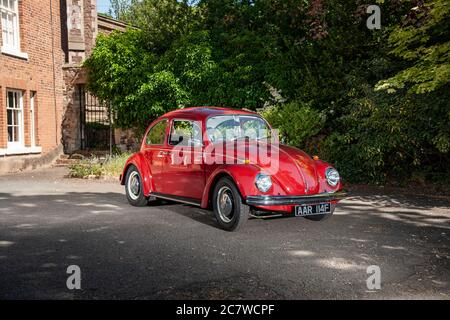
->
[255, 173, 272, 192]
[325, 168, 340, 187]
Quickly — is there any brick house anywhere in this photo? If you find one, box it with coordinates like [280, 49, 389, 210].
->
[0, 0, 64, 172]
[0, 0, 128, 174]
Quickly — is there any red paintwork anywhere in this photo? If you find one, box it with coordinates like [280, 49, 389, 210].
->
[121, 107, 343, 213]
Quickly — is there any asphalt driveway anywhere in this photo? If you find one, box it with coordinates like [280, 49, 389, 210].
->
[0, 167, 449, 299]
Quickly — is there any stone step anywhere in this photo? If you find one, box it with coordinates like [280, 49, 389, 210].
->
[53, 163, 73, 168]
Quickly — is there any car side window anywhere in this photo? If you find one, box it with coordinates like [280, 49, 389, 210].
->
[206, 116, 238, 142]
[169, 120, 202, 147]
[146, 119, 168, 145]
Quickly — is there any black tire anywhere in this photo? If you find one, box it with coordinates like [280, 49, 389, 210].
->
[125, 165, 148, 207]
[212, 177, 249, 231]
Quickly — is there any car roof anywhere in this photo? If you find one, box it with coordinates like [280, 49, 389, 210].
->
[163, 106, 259, 121]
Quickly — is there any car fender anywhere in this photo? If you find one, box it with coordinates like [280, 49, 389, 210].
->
[314, 159, 343, 192]
[201, 164, 262, 208]
[120, 152, 153, 196]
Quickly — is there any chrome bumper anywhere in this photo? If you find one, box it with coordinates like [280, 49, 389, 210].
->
[245, 191, 347, 206]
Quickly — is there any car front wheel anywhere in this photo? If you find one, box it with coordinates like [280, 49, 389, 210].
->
[125, 165, 148, 207]
[212, 177, 249, 231]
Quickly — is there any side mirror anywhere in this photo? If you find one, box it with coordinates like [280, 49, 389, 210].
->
[170, 135, 184, 146]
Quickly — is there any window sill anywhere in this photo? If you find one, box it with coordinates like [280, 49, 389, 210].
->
[1, 46, 29, 60]
[0, 146, 42, 156]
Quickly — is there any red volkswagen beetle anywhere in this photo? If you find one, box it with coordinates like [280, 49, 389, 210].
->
[120, 107, 345, 231]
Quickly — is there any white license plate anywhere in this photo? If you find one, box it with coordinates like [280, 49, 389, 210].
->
[295, 203, 331, 216]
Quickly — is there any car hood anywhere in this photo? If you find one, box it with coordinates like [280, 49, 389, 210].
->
[270, 144, 320, 195]
[212, 140, 320, 195]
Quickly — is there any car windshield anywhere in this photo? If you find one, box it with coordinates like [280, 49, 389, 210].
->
[206, 115, 270, 142]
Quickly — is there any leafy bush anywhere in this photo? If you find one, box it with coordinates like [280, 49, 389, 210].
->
[260, 101, 326, 149]
[68, 158, 103, 178]
[83, 30, 187, 134]
[69, 153, 132, 179]
[101, 152, 132, 177]
[320, 86, 450, 184]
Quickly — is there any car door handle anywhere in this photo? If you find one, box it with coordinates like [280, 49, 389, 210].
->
[157, 151, 170, 158]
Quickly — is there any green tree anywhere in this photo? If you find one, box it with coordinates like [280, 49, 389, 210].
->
[84, 30, 188, 133]
[84, 0, 450, 184]
[125, 0, 204, 54]
[376, 0, 450, 94]
[108, 0, 132, 20]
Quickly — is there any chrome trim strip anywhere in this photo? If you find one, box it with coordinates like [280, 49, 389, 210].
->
[250, 213, 284, 219]
[151, 192, 202, 207]
[245, 191, 347, 206]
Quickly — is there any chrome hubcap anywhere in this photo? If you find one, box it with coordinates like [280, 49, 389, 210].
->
[217, 186, 234, 223]
[128, 171, 140, 200]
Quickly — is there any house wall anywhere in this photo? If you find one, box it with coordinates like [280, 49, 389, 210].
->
[0, 1, 132, 173]
[61, 0, 97, 154]
[0, 0, 65, 173]
[62, 10, 136, 154]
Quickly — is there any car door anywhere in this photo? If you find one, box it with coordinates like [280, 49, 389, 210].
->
[162, 119, 205, 199]
[142, 119, 169, 193]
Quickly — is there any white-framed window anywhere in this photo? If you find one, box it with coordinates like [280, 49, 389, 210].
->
[6, 89, 24, 148]
[30, 91, 36, 147]
[1, 0, 19, 50]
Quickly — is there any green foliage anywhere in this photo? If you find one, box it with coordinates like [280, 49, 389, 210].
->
[68, 157, 103, 178]
[102, 152, 133, 177]
[125, 0, 204, 54]
[108, 0, 131, 20]
[84, 0, 450, 185]
[320, 85, 450, 184]
[69, 153, 132, 178]
[83, 29, 187, 132]
[260, 101, 326, 148]
[156, 30, 221, 105]
[375, 0, 450, 94]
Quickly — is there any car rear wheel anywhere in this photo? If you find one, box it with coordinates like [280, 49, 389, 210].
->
[125, 165, 148, 207]
[213, 177, 249, 231]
